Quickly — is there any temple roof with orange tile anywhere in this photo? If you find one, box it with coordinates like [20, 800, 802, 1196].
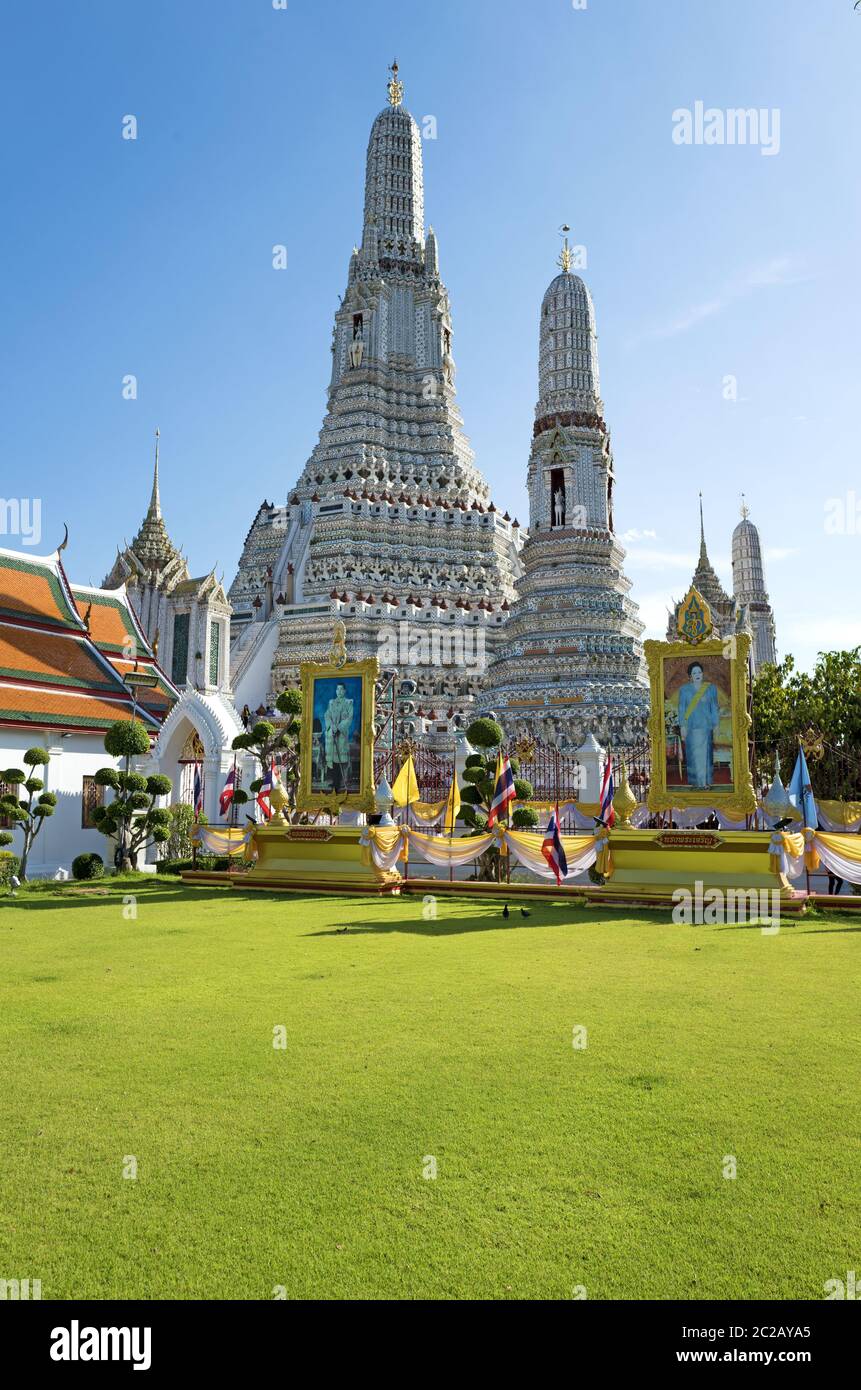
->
[0, 547, 170, 733]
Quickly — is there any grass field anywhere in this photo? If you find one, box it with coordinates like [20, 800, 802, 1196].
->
[1, 879, 859, 1301]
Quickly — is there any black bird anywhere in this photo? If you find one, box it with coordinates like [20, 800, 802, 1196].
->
[773, 817, 795, 831]
[502, 904, 510, 919]
[520, 907, 531, 918]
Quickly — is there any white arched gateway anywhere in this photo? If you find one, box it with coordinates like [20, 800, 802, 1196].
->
[146, 690, 252, 827]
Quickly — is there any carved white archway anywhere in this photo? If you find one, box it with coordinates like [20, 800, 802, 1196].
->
[149, 690, 249, 824]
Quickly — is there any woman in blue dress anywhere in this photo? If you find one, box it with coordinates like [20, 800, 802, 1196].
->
[677, 661, 720, 789]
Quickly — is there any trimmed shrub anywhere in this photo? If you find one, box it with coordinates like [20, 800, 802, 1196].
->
[72, 852, 104, 881]
[512, 807, 539, 830]
[156, 858, 193, 874]
[466, 717, 504, 750]
[104, 719, 150, 760]
[0, 850, 21, 885]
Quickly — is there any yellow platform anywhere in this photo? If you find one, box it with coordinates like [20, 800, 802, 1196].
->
[587, 828, 805, 910]
[241, 823, 402, 895]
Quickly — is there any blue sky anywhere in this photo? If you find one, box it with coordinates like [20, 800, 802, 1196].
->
[1, 0, 859, 670]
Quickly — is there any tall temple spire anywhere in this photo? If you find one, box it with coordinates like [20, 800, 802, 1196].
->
[536, 237, 602, 423]
[732, 499, 777, 668]
[148, 427, 162, 522]
[485, 240, 648, 745]
[229, 68, 519, 719]
[362, 62, 424, 255]
[698, 491, 707, 563]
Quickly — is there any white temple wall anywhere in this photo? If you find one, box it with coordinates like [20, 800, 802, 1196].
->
[0, 727, 121, 877]
[232, 621, 281, 710]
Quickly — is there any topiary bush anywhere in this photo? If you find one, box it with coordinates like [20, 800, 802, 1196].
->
[465, 717, 504, 751]
[511, 807, 539, 830]
[72, 852, 104, 881]
[0, 850, 21, 885]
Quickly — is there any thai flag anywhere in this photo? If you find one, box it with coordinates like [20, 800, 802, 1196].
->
[487, 753, 516, 827]
[542, 807, 568, 886]
[256, 761, 274, 820]
[219, 766, 236, 817]
[599, 755, 615, 828]
[193, 763, 204, 820]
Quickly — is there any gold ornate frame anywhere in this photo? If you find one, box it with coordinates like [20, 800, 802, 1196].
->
[645, 635, 756, 821]
[297, 657, 379, 815]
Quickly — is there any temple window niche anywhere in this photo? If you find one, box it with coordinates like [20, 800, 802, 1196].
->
[550, 466, 566, 528]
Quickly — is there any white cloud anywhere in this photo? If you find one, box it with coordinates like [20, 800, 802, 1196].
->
[620, 527, 658, 543]
[631, 254, 809, 344]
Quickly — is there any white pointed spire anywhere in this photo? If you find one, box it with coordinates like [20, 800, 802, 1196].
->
[148, 427, 162, 521]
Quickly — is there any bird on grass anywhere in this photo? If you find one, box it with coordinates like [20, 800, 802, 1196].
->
[520, 907, 531, 918]
[502, 904, 510, 919]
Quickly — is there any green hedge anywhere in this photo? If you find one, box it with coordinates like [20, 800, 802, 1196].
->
[157, 855, 233, 874]
[0, 850, 21, 885]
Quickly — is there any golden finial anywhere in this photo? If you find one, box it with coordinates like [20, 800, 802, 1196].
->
[557, 223, 573, 274]
[387, 59, 403, 107]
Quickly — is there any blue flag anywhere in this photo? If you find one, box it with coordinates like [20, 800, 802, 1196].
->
[787, 746, 817, 829]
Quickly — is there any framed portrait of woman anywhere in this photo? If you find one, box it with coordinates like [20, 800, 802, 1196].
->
[644, 631, 756, 822]
[297, 657, 378, 815]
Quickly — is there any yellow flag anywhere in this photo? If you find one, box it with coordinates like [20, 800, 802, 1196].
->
[391, 754, 420, 807]
[444, 772, 461, 835]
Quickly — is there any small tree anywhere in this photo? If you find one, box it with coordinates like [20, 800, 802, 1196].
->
[0, 748, 56, 880]
[92, 719, 171, 870]
[458, 719, 534, 879]
[232, 688, 303, 819]
[164, 803, 209, 859]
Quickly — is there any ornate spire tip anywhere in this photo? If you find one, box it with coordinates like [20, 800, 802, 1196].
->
[387, 60, 403, 107]
[557, 224, 573, 274]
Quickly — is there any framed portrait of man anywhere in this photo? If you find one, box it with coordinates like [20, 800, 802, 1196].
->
[644, 632, 756, 821]
[297, 657, 378, 814]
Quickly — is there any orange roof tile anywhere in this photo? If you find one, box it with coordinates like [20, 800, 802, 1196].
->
[0, 552, 81, 631]
[0, 622, 120, 692]
[0, 681, 151, 732]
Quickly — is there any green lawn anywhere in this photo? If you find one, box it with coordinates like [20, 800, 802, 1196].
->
[1, 880, 858, 1300]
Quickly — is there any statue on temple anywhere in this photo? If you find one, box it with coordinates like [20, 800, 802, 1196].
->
[349, 314, 364, 368]
[553, 485, 565, 528]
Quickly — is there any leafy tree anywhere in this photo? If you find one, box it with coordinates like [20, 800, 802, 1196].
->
[232, 688, 303, 819]
[0, 748, 56, 880]
[752, 648, 861, 799]
[164, 803, 209, 859]
[92, 719, 172, 869]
